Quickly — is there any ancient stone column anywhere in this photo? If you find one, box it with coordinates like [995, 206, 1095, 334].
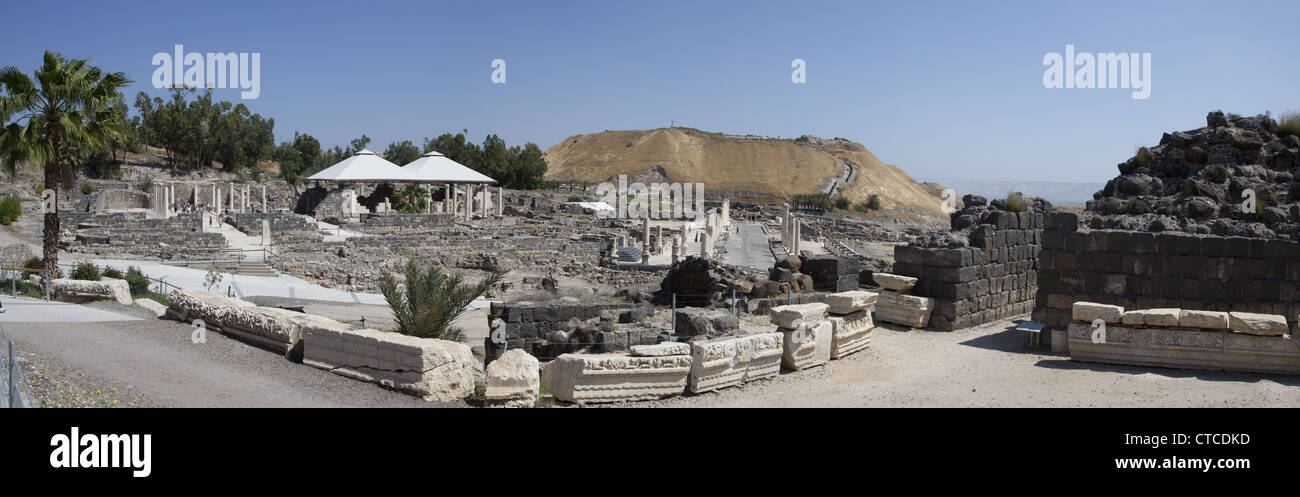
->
[261, 185, 267, 212]
[464, 185, 472, 220]
[642, 217, 651, 264]
[722, 199, 730, 227]
[497, 186, 504, 216]
[672, 235, 681, 264]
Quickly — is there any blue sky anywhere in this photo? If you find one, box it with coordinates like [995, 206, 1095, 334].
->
[3, 0, 1297, 183]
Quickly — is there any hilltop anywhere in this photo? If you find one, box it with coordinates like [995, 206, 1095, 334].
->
[542, 127, 948, 220]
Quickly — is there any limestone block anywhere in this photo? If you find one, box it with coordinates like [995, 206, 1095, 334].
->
[875, 290, 933, 328]
[770, 302, 829, 329]
[1120, 310, 1145, 326]
[1067, 322, 1221, 371]
[871, 272, 917, 292]
[687, 332, 783, 393]
[1050, 328, 1068, 354]
[825, 290, 879, 314]
[674, 307, 739, 336]
[52, 278, 132, 305]
[134, 298, 168, 317]
[779, 321, 832, 370]
[1072, 302, 1123, 324]
[1143, 308, 1181, 327]
[1228, 312, 1289, 336]
[485, 349, 539, 408]
[630, 342, 691, 356]
[1068, 322, 1300, 375]
[540, 353, 691, 404]
[828, 309, 874, 359]
[1179, 310, 1229, 330]
[303, 325, 477, 402]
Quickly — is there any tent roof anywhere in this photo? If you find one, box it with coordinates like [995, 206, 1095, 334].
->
[401, 151, 497, 184]
[306, 149, 418, 182]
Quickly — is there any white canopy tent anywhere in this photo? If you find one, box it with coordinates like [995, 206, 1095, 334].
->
[401, 151, 501, 218]
[306, 149, 417, 182]
[402, 151, 497, 184]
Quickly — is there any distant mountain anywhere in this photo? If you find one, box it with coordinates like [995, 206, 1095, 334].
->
[926, 179, 1103, 206]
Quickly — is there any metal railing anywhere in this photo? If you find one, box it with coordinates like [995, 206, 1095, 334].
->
[0, 327, 39, 408]
[0, 264, 54, 301]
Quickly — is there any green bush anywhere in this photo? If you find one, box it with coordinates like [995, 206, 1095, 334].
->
[0, 196, 21, 225]
[867, 194, 881, 210]
[378, 258, 504, 341]
[138, 177, 153, 191]
[80, 182, 94, 195]
[71, 261, 101, 281]
[34, 183, 44, 195]
[834, 197, 850, 210]
[125, 266, 151, 293]
[102, 266, 124, 279]
[22, 256, 60, 279]
[1006, 191, 1030, 213]
[854, 203, 872, 213]
[1279, 110, 1300, 138]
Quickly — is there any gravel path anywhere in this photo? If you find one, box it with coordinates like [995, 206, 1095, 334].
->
[3, 301, 463, 408]
[638, 316, 1300, 408]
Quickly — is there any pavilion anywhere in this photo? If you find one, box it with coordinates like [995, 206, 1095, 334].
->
[305, 149, 500, 219]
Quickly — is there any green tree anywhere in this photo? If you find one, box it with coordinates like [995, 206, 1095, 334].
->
[378, 258, 504, 341]
[349, 134, 371, 153]
[382, 139, 421, 166]
[0, 51, 131, 271]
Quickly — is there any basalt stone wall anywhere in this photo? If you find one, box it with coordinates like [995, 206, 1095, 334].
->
[1032, 212, 1300, 331]
[228, 213, 324, 244]
[348, 213, 456, 234]
[891, 210, 1044, 331]
[485, 301, 656, 363]
[64, 212, 226, 256]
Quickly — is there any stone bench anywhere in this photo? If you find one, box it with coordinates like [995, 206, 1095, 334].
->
[541, 352, 692, 404]
[302, 325, 476, 402]
[1067, 302, 1300, 375]
[688, 332, 783, 393]
[52, 278, 132, 305]
[166, 289, 347, 359]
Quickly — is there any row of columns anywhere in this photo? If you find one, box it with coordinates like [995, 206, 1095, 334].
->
[433, 184, 504, 219]
[154, 182, 269, 218]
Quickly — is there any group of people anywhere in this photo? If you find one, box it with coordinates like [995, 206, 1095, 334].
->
[171, 201, 205, 214]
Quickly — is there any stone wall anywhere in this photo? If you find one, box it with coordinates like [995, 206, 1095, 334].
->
[1033, 212, 1300, 331]
[228, 212, 323, 244]
[891, 211, 1044, 331]
[63, 212, 227, 257]
[1034, 213, 1300, 330]
[485, 301, 656, 362]
[348, 213, 456, 234]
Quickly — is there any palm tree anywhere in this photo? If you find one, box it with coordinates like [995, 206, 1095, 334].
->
[378, 257, 504, 341]
[0, 51, 132, 270]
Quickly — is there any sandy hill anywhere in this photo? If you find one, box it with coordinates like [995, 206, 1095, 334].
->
[543, 127, 947, 218]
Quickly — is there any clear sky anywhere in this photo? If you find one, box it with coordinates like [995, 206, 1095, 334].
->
[3, 0, 1297, 183]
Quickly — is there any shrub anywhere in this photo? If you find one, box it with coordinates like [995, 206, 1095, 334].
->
[854, 203, 872, 213]
[834, 197, 850, 210]
[71, 261, 101, 281]
[867, 194, 881, 210]
[0, 196, 20, 225]
[378, 257, 504, 341]
[34, 183, 44, 195]
[21, 256, 59, 278]
[125, 266, 151, 293]
[102, 266, 124, 279]
[80, 182, 94, 195]
[1133, 147, 1153, 169]
[138, 177, 153, 191]
[1278, 110, 1300, 138]
[1006, 191, 1030, 213]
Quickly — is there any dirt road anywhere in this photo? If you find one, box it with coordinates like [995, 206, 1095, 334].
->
[642, 316, 1300, 408]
